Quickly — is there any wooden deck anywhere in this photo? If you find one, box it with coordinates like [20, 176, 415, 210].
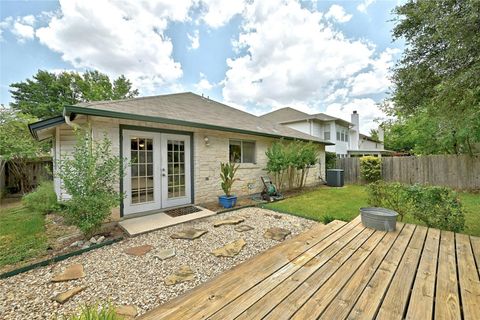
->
[140, 216, 480, 320]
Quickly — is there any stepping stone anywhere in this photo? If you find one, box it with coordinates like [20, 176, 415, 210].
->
[52, 286, 86, 304]
[170, 228, 208, 240]
[154, 248, 176, 261]
[51, 264, 85, 282]
[234, 225, 254, 232]
[212, 239, 246, 257]
[164, 265, 195, 285]
[264, 227, 291, 241]
[124, 244, 153, 256]
[213, 217, 245, 227]
[115, 305, 137, 319]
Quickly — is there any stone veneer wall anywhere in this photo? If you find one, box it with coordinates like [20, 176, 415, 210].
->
[57, 116, 326, 219]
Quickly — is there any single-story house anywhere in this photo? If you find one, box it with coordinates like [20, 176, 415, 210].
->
[29, 92, 332, 220]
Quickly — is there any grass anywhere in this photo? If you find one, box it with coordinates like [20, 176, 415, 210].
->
[0, 201, 48, 268]
[264, 185, 480, 236]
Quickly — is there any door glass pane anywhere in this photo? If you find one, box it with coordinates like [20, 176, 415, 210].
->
[130, 137, 154, 204]
[167, 140, 186, 199]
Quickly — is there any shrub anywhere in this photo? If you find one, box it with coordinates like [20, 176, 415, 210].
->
[360, 156, 382, 183]
[22, 181, 59, 214]
[325, 152, 337, 170]
[406, 185, 465, 232]
[366, 181, 411, 221]
[367, 181, 465, 232]
[61, 303, 123, 320]
[58, 129, 123, 238]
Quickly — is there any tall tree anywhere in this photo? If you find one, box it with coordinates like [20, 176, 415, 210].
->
[386, 0, 480, 154]
[10, 70, 139, 119]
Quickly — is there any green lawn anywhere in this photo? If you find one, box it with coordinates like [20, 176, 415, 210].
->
[0, 203, 48, 268]
[264, 185, 480, 236]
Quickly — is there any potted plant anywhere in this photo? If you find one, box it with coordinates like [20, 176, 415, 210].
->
[218, 162, 239, 208]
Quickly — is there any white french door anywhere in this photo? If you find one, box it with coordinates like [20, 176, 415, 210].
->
[122, 130, 191, 216]
[161, 134, 191, 208]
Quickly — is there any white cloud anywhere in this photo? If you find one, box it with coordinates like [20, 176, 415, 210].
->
[0, 16, 36, 42]
[199, 0, 246, 28]
[194, 72, 214, 91]
[188, 30, 200, 49]
[348, 48, 400, 96]
[325, 5, 352, 23]
[357, 0, 375, 13]
[12, 22, 35, 42]
[35, 0, 193, 92]
[325, 98, 386, 133]
[222, 0, 374, 108]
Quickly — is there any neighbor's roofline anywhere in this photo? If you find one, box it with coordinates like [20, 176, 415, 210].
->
[63, 105, 334, 145]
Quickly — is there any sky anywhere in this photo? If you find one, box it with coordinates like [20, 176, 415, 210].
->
[0, 0, 404, 133]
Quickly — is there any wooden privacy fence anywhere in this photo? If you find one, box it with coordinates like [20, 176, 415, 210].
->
[336, 155, 480, 190]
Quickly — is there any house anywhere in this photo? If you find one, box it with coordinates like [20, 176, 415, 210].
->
[29, 92, 332, 220]
[260, 108, 392, 158]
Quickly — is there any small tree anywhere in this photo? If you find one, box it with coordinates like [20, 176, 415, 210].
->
[58, 129, 124, 237]
[360, 156, 382, 183]
[265, 140, 319, 190]
[0, 107, 48, 194]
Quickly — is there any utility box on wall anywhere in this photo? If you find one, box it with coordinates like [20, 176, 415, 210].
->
[326, 169, 344, 187]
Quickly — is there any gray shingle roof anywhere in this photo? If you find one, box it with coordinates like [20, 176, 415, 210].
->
[261, 107, 352, 127]
[73, 92, 332, 144]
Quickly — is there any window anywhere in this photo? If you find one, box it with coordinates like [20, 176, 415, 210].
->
[345, 131, 349, 142]
[229, 140, 256, 163]
[341, 131, 345, 142]
[336, 131, 340, 141]
[324, 131, 331, 140]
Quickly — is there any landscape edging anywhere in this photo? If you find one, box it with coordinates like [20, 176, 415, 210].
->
[0, 237, 124, 279]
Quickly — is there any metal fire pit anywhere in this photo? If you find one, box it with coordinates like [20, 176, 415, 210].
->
[360, 207, 398, 232]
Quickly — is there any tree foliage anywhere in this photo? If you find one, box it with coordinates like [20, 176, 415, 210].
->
[10, 70, 139, 119]
[0, 107, 48, 193]
[386, 0, 480, 155]
[265, 140, 319, 190]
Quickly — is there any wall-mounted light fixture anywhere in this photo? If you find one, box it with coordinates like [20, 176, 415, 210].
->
[204, 136, 210, 146]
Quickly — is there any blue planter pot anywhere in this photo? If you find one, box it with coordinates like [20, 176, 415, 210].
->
[218, 195, 237, 208]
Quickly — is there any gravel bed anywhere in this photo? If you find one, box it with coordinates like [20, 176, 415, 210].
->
[0, 207, 316, 319]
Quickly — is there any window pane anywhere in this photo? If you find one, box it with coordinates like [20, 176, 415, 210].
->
[243, 141, 255, 163]
[336, 131, 340, 140]
[229, 140, 242, 163]
[324, 132, 330, 140]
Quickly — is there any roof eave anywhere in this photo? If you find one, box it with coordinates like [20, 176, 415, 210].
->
[28, 115, 65, 141]
[64, 105, 334, 145]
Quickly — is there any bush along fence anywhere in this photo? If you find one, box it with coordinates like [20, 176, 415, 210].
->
[336, 154, 480, 190]
[367, 181, 465, 232]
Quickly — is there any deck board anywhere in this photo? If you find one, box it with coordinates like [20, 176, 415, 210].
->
[375, 226, 428, 320]
[406, 228, 440, 319]
[435, 231, 461, 320]
[456, 233, 480, 320]
[139, 217, 480, 320]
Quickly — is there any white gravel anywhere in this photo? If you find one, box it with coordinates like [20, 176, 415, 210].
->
[0, 207, 316, 319]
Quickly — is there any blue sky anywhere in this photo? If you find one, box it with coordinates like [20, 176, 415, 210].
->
[0, 0, 404, 132]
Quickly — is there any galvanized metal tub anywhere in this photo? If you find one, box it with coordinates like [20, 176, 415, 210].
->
[360, 207, 398, 232]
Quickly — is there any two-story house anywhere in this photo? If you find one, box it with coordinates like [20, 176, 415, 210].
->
[260, 108, 391, 158]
